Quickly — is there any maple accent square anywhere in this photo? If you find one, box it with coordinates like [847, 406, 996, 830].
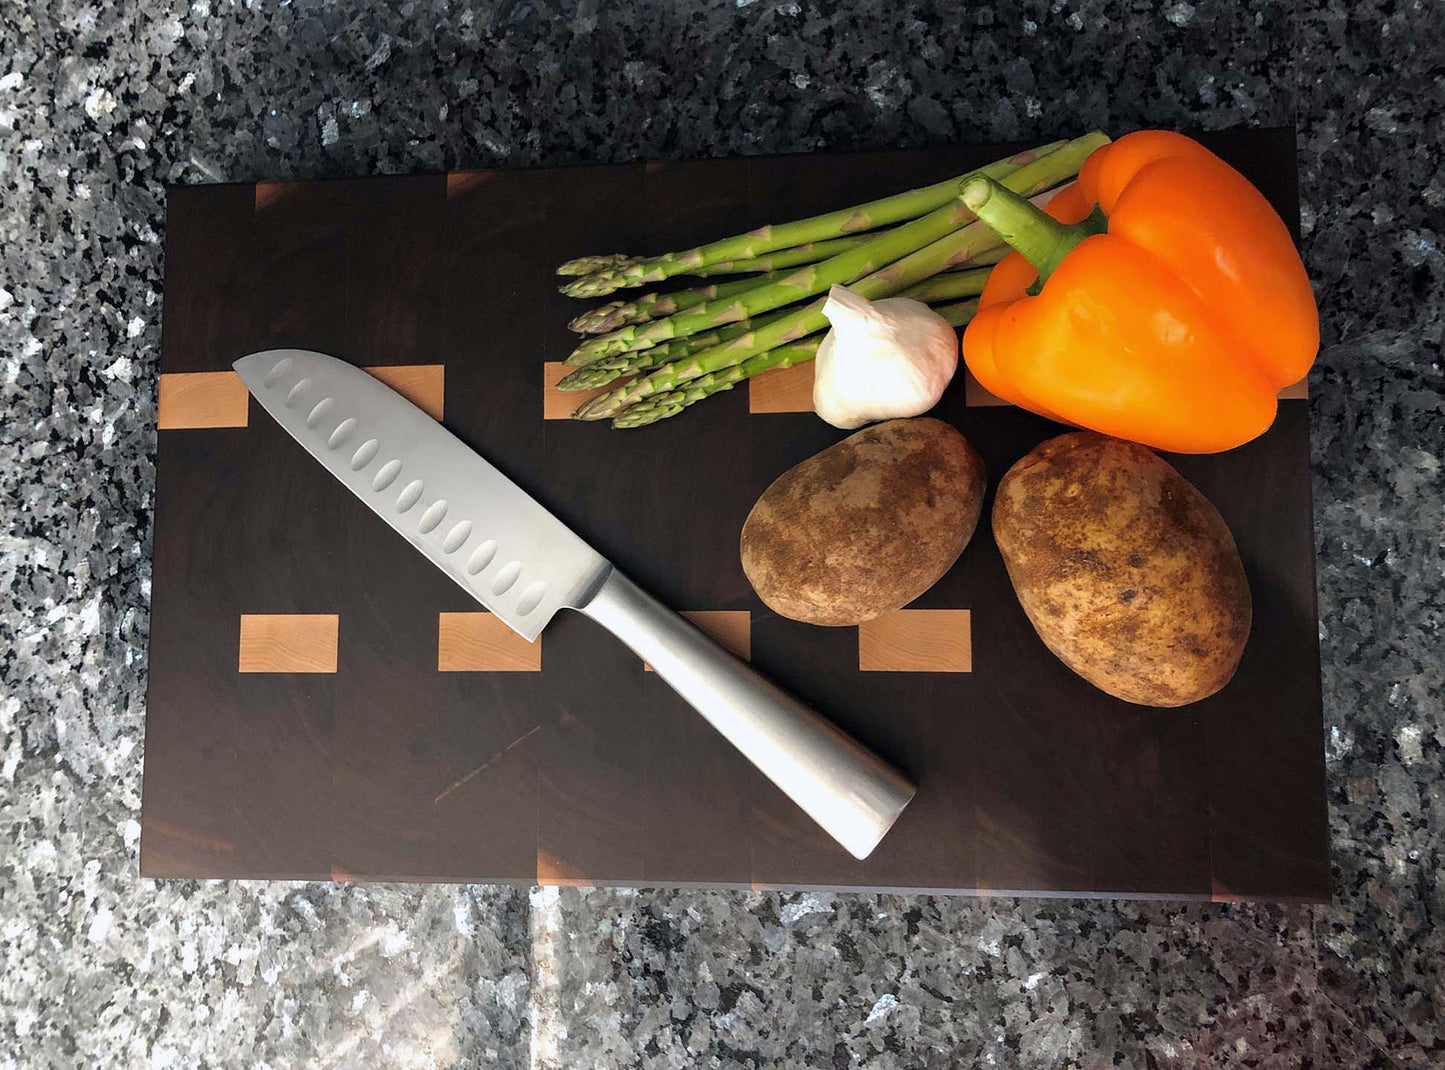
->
[365, 364, 445, 421]
[437, 612, 541, 672]
[748, 362, 816, 413]
[238, 614, 339, 673]
[157, 371, 251, 430]
[858, 609, 971, 673]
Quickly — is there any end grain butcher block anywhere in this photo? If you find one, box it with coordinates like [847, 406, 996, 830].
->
[141, 129, 1329, 901]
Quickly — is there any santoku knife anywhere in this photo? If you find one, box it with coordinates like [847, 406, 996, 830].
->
[234, 349, 915, 859]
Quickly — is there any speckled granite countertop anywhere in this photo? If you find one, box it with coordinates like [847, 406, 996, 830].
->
[1, 1, 1440, 1066]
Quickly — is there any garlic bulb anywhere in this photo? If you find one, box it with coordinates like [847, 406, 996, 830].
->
[811, 285, 959, 430]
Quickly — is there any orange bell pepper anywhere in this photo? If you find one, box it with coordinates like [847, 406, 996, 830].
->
[961, 130, 1319, 453]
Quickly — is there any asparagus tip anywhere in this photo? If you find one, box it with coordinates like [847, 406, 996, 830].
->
[557, 253, 635, 276]
[572, 389, 621, 420]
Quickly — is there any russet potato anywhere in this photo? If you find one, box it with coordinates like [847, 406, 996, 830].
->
[741, 418, 986, 626]
[992, 432, 1251, 707]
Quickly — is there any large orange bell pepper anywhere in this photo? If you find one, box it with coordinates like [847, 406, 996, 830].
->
[962, 131, 1319, 453]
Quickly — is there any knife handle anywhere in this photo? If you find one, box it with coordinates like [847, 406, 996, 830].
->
[578, 568, 915, 860]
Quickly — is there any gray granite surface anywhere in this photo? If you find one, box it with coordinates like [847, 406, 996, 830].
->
[1, 0, 1440, 1065]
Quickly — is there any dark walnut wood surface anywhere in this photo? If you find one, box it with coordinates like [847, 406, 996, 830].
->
[141, 130, 1329, 900]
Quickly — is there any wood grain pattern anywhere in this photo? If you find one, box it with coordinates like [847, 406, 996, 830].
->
[748, 361, 816, 413]
[365, 364, 445, 420]
[238, 614, 339, 673]
[437, 612, 541, 672]
[858, 610, 972, 673]
[644, 610, 751, 671]
[543, 361, 609, 420]
[157, 371, 250, 429]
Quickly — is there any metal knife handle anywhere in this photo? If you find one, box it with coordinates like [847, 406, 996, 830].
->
[578, 569, 916, 860]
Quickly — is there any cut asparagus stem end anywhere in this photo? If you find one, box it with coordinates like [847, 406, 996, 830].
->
[960, 175, 1108, 293]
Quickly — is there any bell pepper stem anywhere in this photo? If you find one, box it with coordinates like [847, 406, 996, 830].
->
[961, 177, 1108, 293]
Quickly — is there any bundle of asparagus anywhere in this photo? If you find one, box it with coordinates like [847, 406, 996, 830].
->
[555, 132, 1108, 428]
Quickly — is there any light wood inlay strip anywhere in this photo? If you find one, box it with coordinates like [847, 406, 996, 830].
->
[238, 614, 339, 673]
[438, 612, 541, 672]
[858, 609, 971, 673]
[543, 362, 609, 420]
[157, 371, 251, 429]
[644, 610, 750, 672]
[365, 364, 445, 420]
[158, 365, 445, 430]
[748, 362, 815, 413]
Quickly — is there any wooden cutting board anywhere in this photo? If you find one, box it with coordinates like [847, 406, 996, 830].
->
[140, 129, 1329, 900]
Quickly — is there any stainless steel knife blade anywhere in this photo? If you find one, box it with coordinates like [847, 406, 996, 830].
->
[234, 348, 915, 860]
[234, 349, 610, 641]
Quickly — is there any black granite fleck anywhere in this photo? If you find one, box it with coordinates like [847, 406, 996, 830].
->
[1, 0, 1439, 1065]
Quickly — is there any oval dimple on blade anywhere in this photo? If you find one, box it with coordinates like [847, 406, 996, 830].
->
[442, 520, 472, 554]
[515, 580, 548, 616]
[396, 479, 424, 513]
[372, 458, 401, 491]
[285, 378, 313, 409]
[263, 356, 293, 388]
[350, 438, 379, 469]
[466, 540, 497, 575]
[330, 419, 358, 450]
[306, 397, 335, 429]
[418, 500, 448, 534]
[491, 561, 522, 595]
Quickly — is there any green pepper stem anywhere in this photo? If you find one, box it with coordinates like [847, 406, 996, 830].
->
[961, 177, 1107, 293]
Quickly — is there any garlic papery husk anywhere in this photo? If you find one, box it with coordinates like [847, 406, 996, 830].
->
[811, 284, 960, 430]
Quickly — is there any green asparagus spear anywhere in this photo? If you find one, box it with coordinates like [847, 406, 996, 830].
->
[558, 322, 755, 390]
[611, 338, 824, 428]
[895, 267, 992, 304]
[933, 298, 981, 328]
[685, 234, 880, 277]
[558, 139, 1069, 295]
[568, 273, 782, 335]
[558, 307, 798, 388]
[942, 244, 1008, 272]
[568, 133, 1106, 377]
[691, 232, 1003, 279]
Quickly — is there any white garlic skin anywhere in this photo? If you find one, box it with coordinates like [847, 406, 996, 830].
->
[811, 285, 960, 430]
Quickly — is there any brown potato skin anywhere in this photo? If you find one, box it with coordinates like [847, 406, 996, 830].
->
[993, 432, 1251, 708]
[741, 418, 986, 626]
